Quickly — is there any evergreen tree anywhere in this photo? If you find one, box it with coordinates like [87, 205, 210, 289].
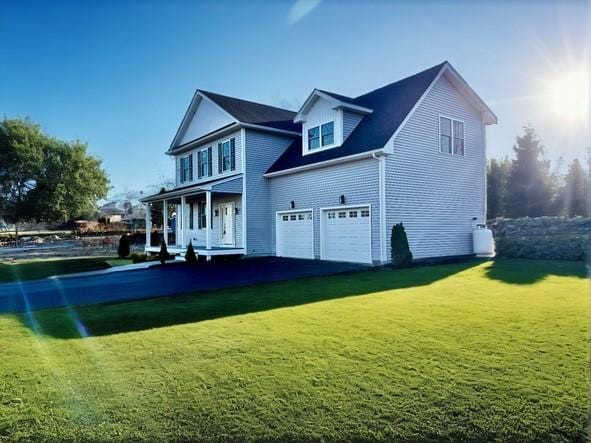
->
[117, 234, 130, 258]
[185, 241, 198, 264]
[505, 126, 554, 217]
[560, 158, 589, 217]
[159, 240, 169, 265]
[487, 157, 512, 218]
[391, 223, 413, 268]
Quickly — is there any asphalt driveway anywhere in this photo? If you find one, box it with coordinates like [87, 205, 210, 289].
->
[0, 257, 367, 314]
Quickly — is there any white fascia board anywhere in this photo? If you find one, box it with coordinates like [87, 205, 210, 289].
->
[168, 123, 299, 156]
[443, 64, 498, 125]
[169, 90, 202, 150]
[264, 148, 385, 178]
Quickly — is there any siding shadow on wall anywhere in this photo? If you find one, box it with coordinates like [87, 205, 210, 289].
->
[18, 260, 483, 339]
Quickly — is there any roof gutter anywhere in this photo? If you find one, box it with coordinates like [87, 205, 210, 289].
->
[264, 148, 385, 178]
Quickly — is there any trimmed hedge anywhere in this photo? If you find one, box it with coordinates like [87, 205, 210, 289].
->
[490, 217, 590, 261]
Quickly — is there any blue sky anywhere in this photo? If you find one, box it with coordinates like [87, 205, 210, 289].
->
[1, 0, 590, 196]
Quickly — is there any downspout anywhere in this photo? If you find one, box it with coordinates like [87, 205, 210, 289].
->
[373, 152, 387, 264]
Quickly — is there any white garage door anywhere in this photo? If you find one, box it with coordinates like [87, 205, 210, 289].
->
[322, 206, 372, 264]
[276, 210, 314, 259]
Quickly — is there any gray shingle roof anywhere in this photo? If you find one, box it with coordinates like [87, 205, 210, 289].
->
[199, 90, 301, 132]
[266, 62, 446, 174]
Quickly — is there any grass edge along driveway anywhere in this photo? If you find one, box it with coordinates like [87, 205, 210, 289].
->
[0, 257, 132, 283]
[0, 258, 588, 441]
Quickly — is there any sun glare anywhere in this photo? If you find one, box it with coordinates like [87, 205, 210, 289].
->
[544, 69, 590, 125]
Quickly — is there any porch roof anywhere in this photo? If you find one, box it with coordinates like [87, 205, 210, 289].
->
[140, 175, 243, 203]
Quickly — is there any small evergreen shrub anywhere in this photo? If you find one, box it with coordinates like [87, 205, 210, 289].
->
[185, 241, 198, 264]
[159, 240, 169, 265]
[391, 222, 413, 268]
[117, 235, 130, 258]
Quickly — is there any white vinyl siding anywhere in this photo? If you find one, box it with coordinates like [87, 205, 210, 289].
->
[343, 110, 364, 140]
[178, 97, 234, 145]
[269, 158, 381, 263]
[244, 130, 295, 255]
[386, 73, 486, 260]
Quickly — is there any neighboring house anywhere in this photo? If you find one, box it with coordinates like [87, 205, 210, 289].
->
[122, 202, 147, 230]
[140, 61, 497, 264]
[98, 202, 126, 224]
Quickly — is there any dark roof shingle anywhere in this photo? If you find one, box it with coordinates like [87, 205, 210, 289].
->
[199, 90, 300, 133]
[266, 62, 446, 174]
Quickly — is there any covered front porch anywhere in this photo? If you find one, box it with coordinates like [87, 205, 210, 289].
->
[141, 176, 245, 260]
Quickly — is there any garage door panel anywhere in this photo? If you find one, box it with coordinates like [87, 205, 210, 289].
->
[322, 206, 371, 264]
[276, 211, 314, 260]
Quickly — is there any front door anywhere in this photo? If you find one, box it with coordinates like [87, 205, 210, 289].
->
[220, 203, 235, 246]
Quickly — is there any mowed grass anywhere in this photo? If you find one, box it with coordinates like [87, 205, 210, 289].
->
[0, 259, 588, 441]
[0, 257, 132, 283]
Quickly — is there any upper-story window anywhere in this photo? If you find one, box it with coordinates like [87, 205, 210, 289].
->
[439, 116, 465, 155]
[321, 122, 334, 146]
[197, 147, 212, 179]
[180, 154, 193, 183]
[218, 138, 236, 173]
[308, 121, 334, 151]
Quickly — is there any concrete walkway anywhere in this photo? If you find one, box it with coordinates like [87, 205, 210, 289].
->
[0, 257, 367, 314]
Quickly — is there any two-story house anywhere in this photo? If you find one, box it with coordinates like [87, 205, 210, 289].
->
[140, 61, 497, 264]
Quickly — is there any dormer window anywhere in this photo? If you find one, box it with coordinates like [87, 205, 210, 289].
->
[308, 121, 335, 151]
[308, 127, 320, 150]
[321, 122, 334, 146]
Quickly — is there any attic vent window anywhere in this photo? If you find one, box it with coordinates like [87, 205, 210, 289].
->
[308, 121, 334, 151]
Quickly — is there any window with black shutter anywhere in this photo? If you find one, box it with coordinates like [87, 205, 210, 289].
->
[219, 138, 234, 173]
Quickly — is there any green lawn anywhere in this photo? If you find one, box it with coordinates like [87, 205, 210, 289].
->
[0, 257, 132, 283]
[0, 259, 588, 441]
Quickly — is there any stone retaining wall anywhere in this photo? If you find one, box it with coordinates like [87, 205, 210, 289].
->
[489, 217, 590, 261]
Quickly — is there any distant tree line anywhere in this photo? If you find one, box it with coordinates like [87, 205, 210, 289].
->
[0, 117, 109, 244]
[487, 126, 590, 219]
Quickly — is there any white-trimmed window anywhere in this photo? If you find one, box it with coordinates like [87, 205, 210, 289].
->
[308, 121, 335, 151]
[321, 122, 334, 146]
[198, 201, 207, 229]
[197, 147, 212, 179]
[439, 116, 464, 155]
[218, 138, 236, 173]
[180, 155, 193, 183]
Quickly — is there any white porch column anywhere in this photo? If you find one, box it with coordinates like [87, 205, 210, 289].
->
[205, 191, 212, 250]
[162, 200, 168, 245]
[180, 196, 186, 248]
[145, 203, 152, 247]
